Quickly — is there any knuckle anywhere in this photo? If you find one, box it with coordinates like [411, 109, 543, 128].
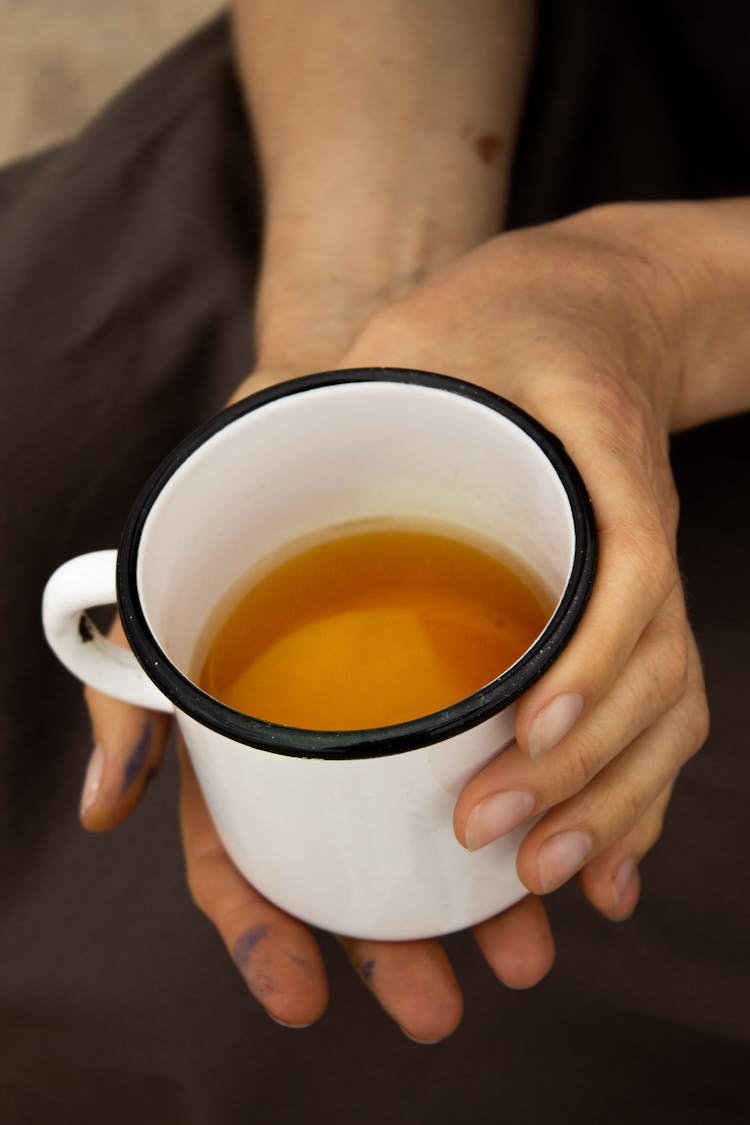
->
[643, 804, 666, 851]
[555, 736, 600, 800]
[591, 374, 652, 455]
[638, 535, 675, 603]
[686, 693, 710, 756]
[526, 367, 636, 430]
[648, 624, 689, 713]
[556, 369, 657, 470]
[667, 684, 710, 769]
[613, 522, 676, 605]
[611, 785, 643, 842]
[644, 783, 675, 851]
[580, 784, 641, 855]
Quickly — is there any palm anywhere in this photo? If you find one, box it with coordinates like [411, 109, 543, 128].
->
[178, 742, 554, 1038]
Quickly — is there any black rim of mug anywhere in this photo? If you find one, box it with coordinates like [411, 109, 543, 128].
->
[117, 368, 598, 759]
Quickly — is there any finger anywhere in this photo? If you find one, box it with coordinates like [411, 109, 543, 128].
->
[454, 589, 689, 849]
[81, 617, 170, 831]
[516, 633, 708, 896]
[515, 513, 678, 759]
[178, 744, 328, 1028]
[472, 894, 555, 989]
[578, 783, 674, 922]
[339, 936, 463, 1044]
[512, 380, 679, 759]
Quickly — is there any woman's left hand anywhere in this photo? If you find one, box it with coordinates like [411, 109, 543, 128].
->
[336, 201, 710, 977]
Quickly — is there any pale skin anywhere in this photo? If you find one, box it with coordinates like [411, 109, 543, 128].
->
[80, 1, 750, 1041]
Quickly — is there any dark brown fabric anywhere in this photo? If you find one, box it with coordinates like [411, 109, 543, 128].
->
[1, 9, 748, 1124]
[509, 0, 750, 227]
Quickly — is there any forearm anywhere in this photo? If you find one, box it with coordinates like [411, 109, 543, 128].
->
[231, 0, 536, 366]
[669, 198, 750, 429]
[555, 199, 750, 432]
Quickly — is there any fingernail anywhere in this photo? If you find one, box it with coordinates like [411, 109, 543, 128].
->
[527, 693, 584, 758]
[612, 857, 637, 909]
[538, 830, 592, 892]
[465, 790, 536, 851]
[400, 1027, 441, 1045]
[269, 1015, 314, 1030]
[80, 745, 104, 815]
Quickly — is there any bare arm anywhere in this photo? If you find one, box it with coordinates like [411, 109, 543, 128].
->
[79, 4, 749, 1040]
[669, 198, 750, 428]
[231, 0, 536, 372]
[82, 2, 543, 1039]
[556, 199, 750, 431]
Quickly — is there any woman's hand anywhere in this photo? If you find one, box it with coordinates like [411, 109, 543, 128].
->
[80, 200, 724, 1041]
[83, 663, 554, 1037]
[79, 284, 557, 1040]
[340, 203, 711, 925]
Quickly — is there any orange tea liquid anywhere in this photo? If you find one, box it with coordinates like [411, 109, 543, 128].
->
[198, 522, 551, 730]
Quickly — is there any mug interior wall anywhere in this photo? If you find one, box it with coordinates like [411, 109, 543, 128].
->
[137, 383, 575, 677]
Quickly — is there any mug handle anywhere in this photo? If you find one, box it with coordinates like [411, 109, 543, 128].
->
[42, 550, 172, 713]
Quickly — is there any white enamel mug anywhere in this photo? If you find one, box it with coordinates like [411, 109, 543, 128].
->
[42, 369, 596, 941]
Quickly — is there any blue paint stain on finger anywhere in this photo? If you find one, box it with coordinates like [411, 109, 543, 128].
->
[360, 959, 376, 983]
[232, 925, 282, 998]
[233, 924, 271, 973]
[120, 718, 152, 795]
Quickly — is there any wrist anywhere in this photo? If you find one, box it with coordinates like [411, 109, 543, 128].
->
[557, 200, 750, 431]
[662, 199, 750, 429]
[547, 204, 688, 429]
[253, 277, 387, 379]
[255, 207, 488, 374]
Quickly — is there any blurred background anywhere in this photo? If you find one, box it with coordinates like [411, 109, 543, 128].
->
[0, 0, 222, 163]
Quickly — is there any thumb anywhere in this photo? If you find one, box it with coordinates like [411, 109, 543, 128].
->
[80, 617, 171, 831]
[80, 370, 285, 831]
[81, 366, 303, 828]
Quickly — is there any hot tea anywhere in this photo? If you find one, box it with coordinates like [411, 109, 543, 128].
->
[198, 520, 552, 730]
